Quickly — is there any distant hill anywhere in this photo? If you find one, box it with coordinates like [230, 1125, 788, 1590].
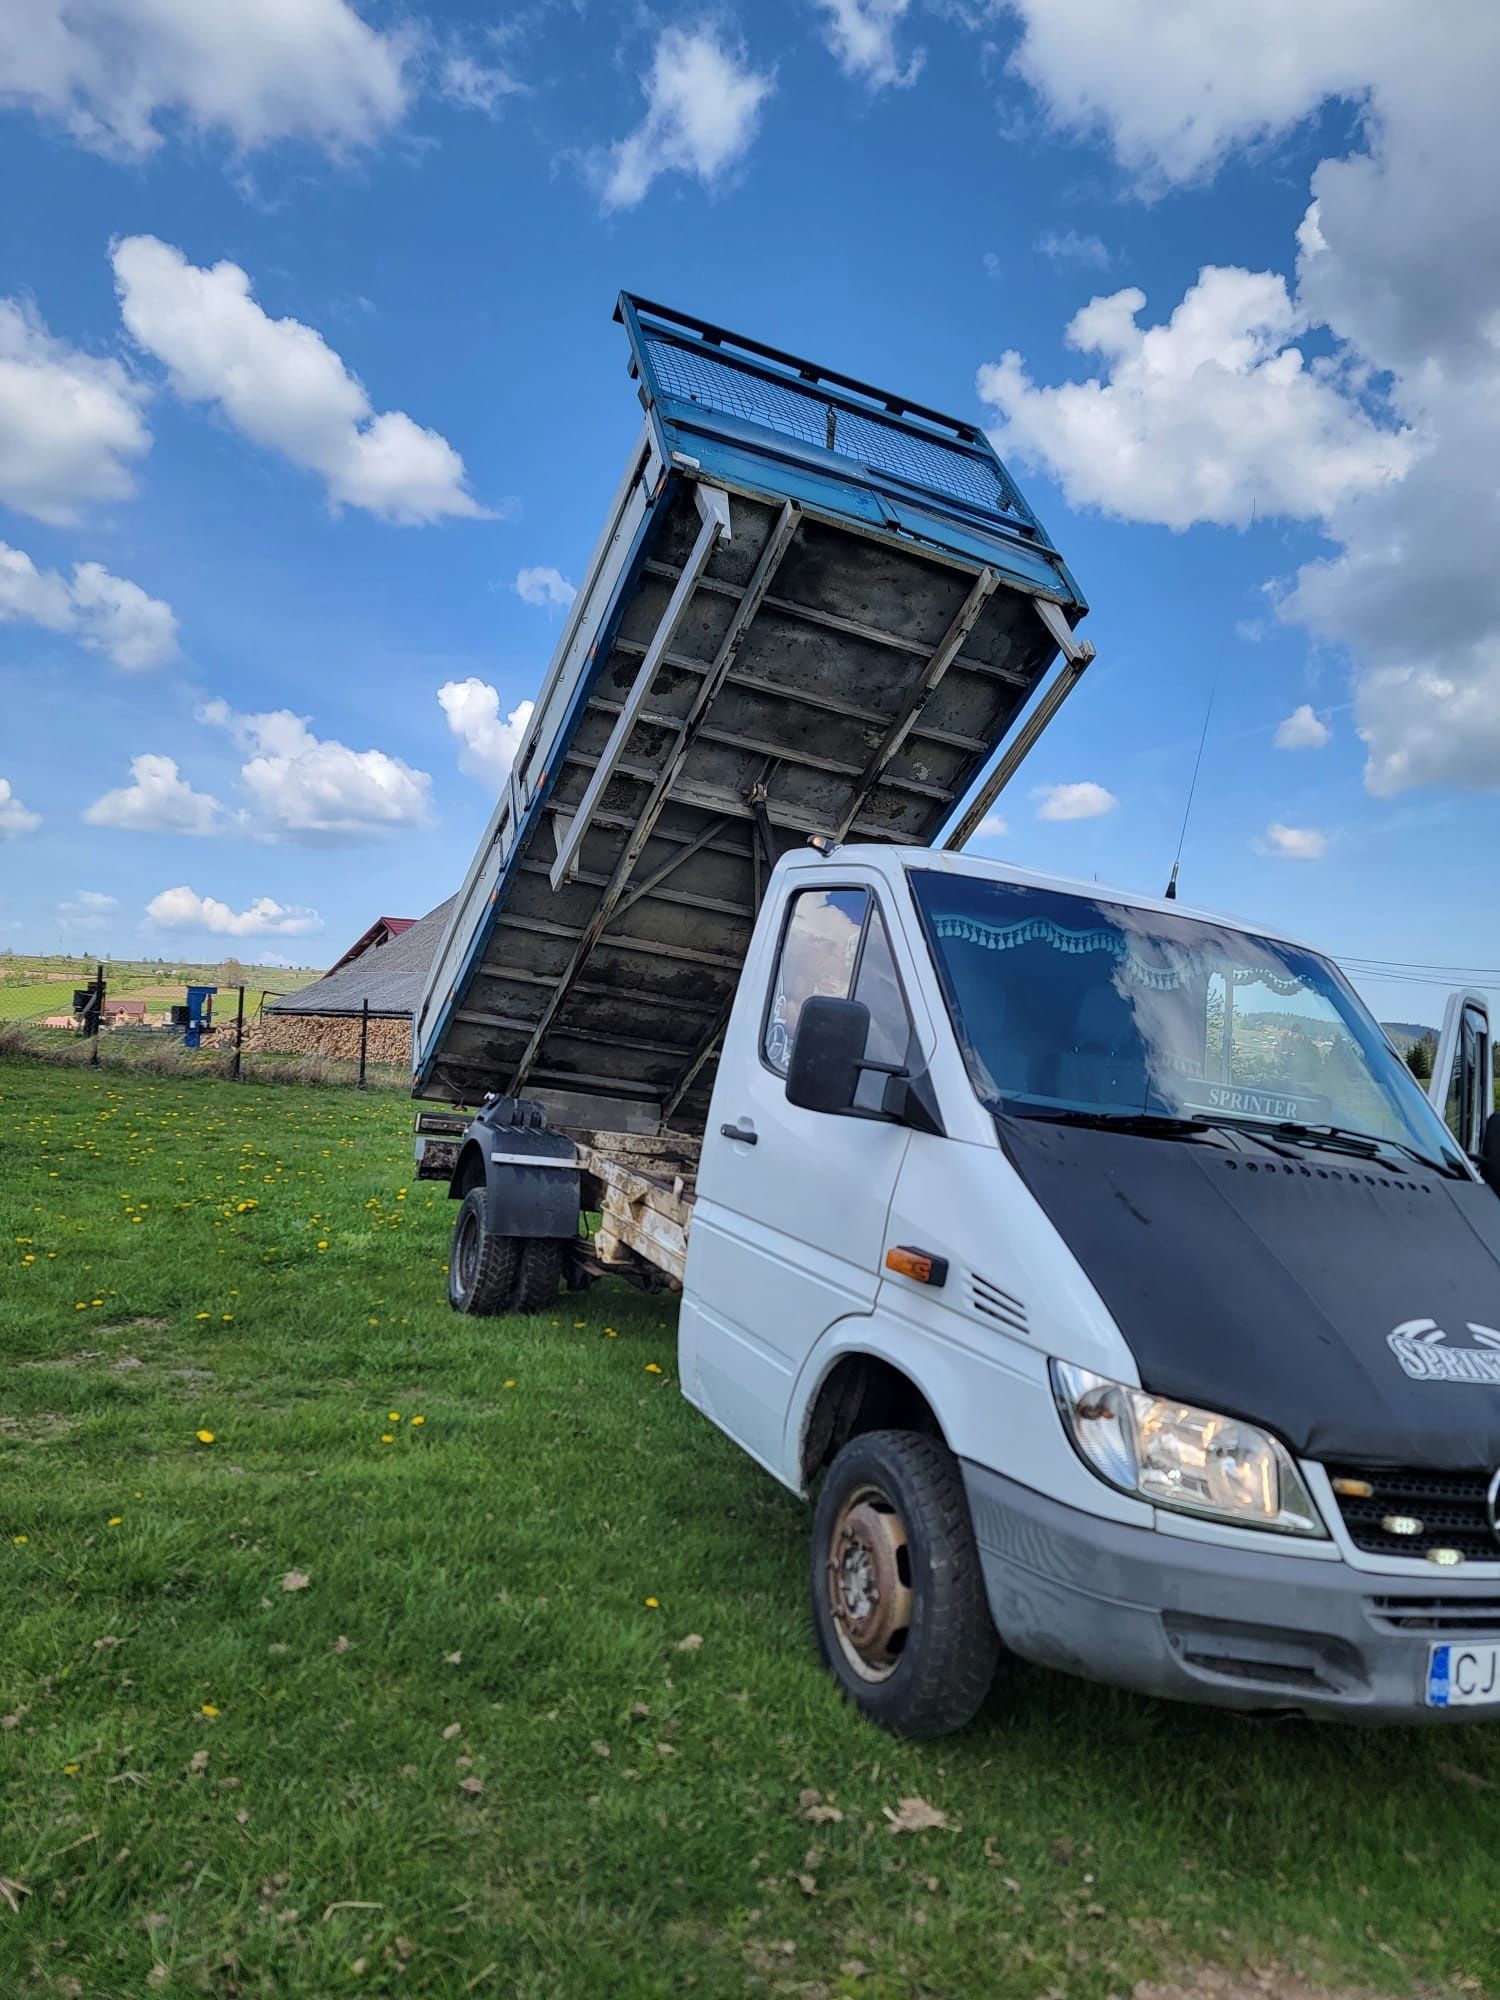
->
[1381, 1020, 1438, 1053]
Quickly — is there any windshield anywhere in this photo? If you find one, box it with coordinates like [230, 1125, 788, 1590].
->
[909, 871, 1463, 1168]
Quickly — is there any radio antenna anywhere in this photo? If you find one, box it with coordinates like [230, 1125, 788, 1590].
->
[1164, 685, 1217, 901]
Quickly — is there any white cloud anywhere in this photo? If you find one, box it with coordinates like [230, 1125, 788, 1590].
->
[57, 889, 118, 931]
[84, 754, 225, 834]
[600, 28, 773, 211]
[0, 777, 41, 838]
[975, 813, 1008, 838]
[438, 678, 534, 788]
[1274, 703, 1331, 751]
[1034, 780, 1117, 822]
[145, 885, 323, 937]
[0, 539, 178, 668]
[1035, 228, 1110, 270]
[979, 268, 1411, 532]
[991, 3, 1500, 797]
[440, 54, 523, 116]
[112, 236, 486, 524]
[200, 698, 431, 840]
[515, 564, 576, 609]
[0, 299, 151, 524]
[1258, 822, 1328, 861]
[999, 0, 1379, 191]
[816, 0, 923, 90]
[0, 0, 410, 160]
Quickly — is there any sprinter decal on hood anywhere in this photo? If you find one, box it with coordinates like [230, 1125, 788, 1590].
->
[1388, 1320, 1500, 1386]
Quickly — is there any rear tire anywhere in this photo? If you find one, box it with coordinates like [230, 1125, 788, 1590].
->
[514, 1237, 563, 1314]
[810, 1429, 998, 1738]
[448, 1190, 521, 1315]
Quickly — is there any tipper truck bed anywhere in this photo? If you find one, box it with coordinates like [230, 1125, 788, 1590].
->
[414, 294, 1091, 1138]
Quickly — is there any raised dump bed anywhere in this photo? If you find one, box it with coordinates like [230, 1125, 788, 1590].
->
[415, 294, 1092, 1132]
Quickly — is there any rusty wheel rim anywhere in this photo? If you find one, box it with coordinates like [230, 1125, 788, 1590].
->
[825, 1482, 913, 1683]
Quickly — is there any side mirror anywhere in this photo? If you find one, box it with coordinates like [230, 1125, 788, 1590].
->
[1482, 1113, 1500, 1195]
[786, 996, 869, 1115]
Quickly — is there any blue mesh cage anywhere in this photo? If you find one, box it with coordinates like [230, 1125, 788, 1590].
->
[615, 294, 1062, 561]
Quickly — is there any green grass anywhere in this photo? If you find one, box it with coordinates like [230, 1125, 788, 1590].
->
[0, 982, 84, 1021]
[1, 1056, 1497, 2000]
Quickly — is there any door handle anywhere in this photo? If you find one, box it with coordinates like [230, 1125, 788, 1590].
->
[720, 1121, 758, 1146]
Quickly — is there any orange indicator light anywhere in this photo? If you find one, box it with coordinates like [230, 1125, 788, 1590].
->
[885, 1245, 947, 1287]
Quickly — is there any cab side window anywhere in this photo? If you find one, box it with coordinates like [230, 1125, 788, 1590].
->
[763, 888, 916, 1105]
[763, 888, 867, 1073]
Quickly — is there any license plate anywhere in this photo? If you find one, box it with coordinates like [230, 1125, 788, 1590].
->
[1427, 1642, 1500, 1707]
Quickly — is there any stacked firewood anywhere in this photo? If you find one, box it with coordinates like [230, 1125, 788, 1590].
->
[238, 1014, 412, 1064]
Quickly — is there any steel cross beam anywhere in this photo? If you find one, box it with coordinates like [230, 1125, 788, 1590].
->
[660, 998, 734, 1124]
[549, 480, 732, 893]
[832, 567, 998, 841]
[508, 499, 801, 1096]
[942, 595, 1096, 851]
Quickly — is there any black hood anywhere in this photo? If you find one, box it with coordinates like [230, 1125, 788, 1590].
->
[999, 1117, 1500, 1470]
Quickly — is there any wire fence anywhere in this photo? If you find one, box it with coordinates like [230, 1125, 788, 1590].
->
[0, 982, 413, 1092]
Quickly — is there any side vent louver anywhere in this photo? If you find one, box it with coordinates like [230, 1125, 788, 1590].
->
[969, 1271, 1029, 1337]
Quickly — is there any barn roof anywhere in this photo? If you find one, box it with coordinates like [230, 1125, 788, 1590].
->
[268, 898, 454, 1018]
[325, 914, 418, 976]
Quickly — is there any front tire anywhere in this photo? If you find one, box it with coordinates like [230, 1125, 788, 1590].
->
[810, 1429, 998, 1738]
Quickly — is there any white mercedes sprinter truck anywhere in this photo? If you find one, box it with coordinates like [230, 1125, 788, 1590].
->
[415, 295, 1500, 1734]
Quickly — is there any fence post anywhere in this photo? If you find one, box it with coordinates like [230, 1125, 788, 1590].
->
[233, 985, 245, 1080]
[89, 961, 104, 1068]
[358, 999, 370, 1090]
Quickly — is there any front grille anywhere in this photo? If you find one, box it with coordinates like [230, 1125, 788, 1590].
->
[1327, 1464, 1498, 1560]
[1367, 1595, 1500, 1633]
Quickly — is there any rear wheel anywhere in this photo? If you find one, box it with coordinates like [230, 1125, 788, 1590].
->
[447, 1192, 565, 1316]
[448, 1190, 521, 1315]
[810, 1429, 998, 1738]
[514, 1237, 563, 1313]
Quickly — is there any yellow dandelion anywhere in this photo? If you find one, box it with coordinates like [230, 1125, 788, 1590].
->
[380, 1433, 395, 1445]
[196, 1429, 215, 1445]
[410, 1415, 425, 1426]
[221, 1314, 233, 1322]
[200, 1703, 219, 1719]
[644, 1362, 663, 1375]
[644, 1597, 660, 1609]
[316, 1240, 328, 1251]
[107, 1516, 123, 1528]
[503, 1379, 516, 1390]
[12, 1534, 28, 1545]
[63, 1762, 80, 1775]
[195, 1312, 211, 1320]
[388, 1412, 401, 1423]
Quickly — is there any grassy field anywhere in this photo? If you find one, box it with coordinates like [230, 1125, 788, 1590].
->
[0, 954, 323, 1022]
[2, 1056, 1497, 2000]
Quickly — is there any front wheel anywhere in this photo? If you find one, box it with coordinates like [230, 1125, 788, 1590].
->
[810, 1429, 998, 1737]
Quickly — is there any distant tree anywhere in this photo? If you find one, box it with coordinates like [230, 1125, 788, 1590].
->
[1406, 1034, 1436, 1083]
[218, 955, 249, 987]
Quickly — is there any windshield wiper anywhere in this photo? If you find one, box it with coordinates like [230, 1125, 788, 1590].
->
[1006, 1107, 1217, 1139]
[1200, 1112, 1460, 1178]
[1275, 1121, 1463, 1179]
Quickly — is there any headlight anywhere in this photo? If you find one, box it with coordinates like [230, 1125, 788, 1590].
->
[1050, 1361, 1325, 1538]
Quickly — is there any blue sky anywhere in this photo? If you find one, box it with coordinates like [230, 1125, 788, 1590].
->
[2, 1, 1497, 1027]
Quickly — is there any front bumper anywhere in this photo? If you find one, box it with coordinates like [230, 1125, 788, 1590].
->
[963, 1460, 1500, 1722]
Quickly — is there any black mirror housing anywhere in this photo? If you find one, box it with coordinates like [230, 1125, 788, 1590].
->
[786, 996, 870, 1115]
[1482, 1112, 1500, 1194]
